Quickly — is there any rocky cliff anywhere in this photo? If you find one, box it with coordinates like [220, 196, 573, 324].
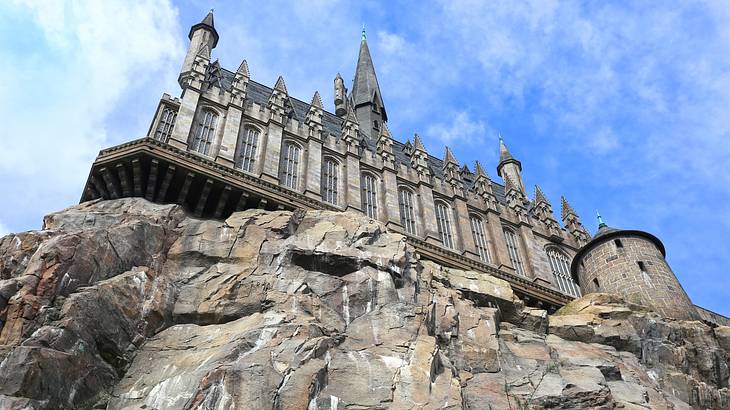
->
[0, 198, 728, 409]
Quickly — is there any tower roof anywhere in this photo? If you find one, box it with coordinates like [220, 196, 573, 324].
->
[351, 34, 387, 121]
[496, 135, 522, 176]
[189, 11, 219, 48]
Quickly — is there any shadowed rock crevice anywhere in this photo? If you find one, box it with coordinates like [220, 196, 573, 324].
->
[0, 199, 729, 409]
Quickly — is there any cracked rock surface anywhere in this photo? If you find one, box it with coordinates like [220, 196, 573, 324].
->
[0, 198, 728, 409]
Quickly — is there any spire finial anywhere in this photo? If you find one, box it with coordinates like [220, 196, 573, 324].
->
[362, 24, 366, 41]
[596, 210, 607, 228]
[210, 8, 214, 13]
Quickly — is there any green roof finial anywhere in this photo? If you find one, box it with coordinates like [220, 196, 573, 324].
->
[596, 210, 607, 229]
[362, 24, 366, 41]
[498, 132, 504, 143]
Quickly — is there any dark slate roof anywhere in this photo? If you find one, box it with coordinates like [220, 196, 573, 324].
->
[351, 39, 387, 120]
[211, 65, 511, 205]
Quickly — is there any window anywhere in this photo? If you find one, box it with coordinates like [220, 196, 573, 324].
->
[614, 239, 623, 249]
[154, 107, 176, 142]
[593, 278, 600, 288]
[435, 201, 454, 249]
[638, 261, 646, 273]
[547, 248, 581, 297]
[281, 142, 301, 190]
[235, 126, 259, 172]
[322, 158, 339, 205]
[399, 188, 417, 235]
[503, 228, 525, 275]
[361, 173, 378, 218]
[470, 215, 491, 263]
[189, 108, 218, 155]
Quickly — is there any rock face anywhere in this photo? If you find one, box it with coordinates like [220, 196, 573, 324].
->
[0, 198, 728, 409]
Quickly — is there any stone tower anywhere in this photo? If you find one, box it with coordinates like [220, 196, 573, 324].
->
[570, 216, 699, 321]
[179, 11, 218, 87]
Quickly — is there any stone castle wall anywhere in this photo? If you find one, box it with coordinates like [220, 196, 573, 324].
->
[576, 234, 698, 320]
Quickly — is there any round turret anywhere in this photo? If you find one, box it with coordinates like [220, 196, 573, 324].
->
[571, 221, 698, 321]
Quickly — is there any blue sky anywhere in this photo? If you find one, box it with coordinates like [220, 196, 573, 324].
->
[1, 1, 729, 315]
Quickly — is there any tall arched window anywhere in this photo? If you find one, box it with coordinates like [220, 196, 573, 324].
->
[503, 227, 525, 275]
[470, 215, 491, 263]
[321, 158, 339, 205]
[281, 141, 301, 190]
[547, 248, 581, 297]
[398, 187, 417, 235]
[435, 201, 454, 249]
[361, 173, 378, 218]
[189, 108, 218, 155]
[235, 126, 259, 172]
[154, 107, 176, 142]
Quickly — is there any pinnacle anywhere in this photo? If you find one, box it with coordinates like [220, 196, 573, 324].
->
[499, 137, 514, 163]
[444, 146, 458, 165]
[379, 122, 392, 138]
[274, 76, 288, 94]
[236, 60, 250, 77]
[310, 91, 323, 109]
[335, 72, 343, 80]
[413, 134, 426, 151]
[561, 196, 577, 219]
[474, 160, 489, 178]
[534, 185, 549, 205]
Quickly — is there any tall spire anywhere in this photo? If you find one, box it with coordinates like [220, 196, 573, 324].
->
[351, 30, 387, 122]
[499, 135, 514, 163]
[189, 10, 219, 48]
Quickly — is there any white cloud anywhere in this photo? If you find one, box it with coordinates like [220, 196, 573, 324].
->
[426, 112, 489, 147]
[0, 0, 182, 227]
[377, 31, 406, 55]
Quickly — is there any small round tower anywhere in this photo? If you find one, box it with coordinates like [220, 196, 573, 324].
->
[570, 214, 698, 321]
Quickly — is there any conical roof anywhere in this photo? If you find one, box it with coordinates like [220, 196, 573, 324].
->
[189, 11, 219, 47]
[351, 36, 387, 120]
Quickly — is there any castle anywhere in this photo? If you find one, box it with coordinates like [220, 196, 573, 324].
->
[80, 12, 727, 326]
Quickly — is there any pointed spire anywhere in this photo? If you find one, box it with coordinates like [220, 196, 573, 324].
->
[474, 160, 488, 178]
[413, 134, 426, 151]
[310, 91, 323, 109]
[499, 135, 514, 163]
[351, 30, 387, 121]
[444, 146, 459, 165]
[561, 196, 576, 219]
[274, 76, 288, 94]
[597, 210, 607, 229]
[189, 10, 219, 48]
[534, 185, 549, 205]
[237, 60, 250, 77]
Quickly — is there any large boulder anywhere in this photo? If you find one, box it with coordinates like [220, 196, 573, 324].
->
[0, 198, 728, 409]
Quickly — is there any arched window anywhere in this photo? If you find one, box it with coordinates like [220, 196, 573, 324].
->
[321, 158, 339, 205]
[435, 201, 454, 249]
[469, 215, 491, 263]
[547, 248, 581, 297]
[235, 126, 259, 172]
[281, 141, 301, 190]
[154, 107, 176, 142]
[398, 187, 417, 235]
[503, 227, 525, 275]
[189, 108, 218, 155]
[361, 173, 378, 218]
